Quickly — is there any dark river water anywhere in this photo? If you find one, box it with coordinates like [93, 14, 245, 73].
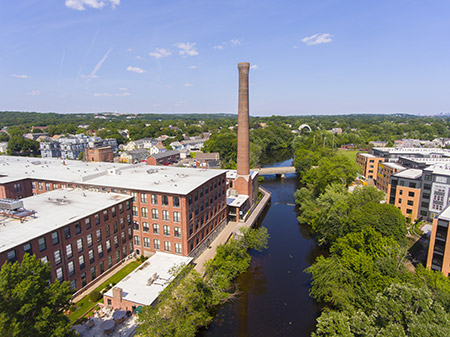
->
[199, 158, 324, 337]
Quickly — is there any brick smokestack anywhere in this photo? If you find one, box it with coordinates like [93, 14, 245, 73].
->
[237, 62, 250, 176]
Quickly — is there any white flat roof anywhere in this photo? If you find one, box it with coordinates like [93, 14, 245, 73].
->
[104, 252, 193, 306]
[399, 156, 450, 164]
[373, 147, 450, 154]
[0, 189, 132, 253]
[0, 156, 226, 195]
[393, 169, 422, 180]
[226, 169, 257, 180]
[358, 153, 376, 158]
[380, 162, 405, 170]
[425, 164, 450, 176]
[227, 194, 249, 208]
[438, 205, 450, 221]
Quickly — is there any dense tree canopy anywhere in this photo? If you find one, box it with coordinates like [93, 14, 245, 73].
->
[0, 254, 74, 337]
[138, 227, 269, 337]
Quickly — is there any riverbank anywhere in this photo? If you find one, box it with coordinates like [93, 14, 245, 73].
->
[200, 174, 323, 337]
[193, 186, 271, 275]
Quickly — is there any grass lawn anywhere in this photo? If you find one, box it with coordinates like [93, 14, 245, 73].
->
[338, 149, 362, 162]
[69, 261, 140, 324]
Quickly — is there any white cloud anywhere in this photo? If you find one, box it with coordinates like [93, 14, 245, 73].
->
[80, 74, 98, 79]
[149, 48, 172, 59]
[136, 56, 145, 60]
[27, 90, 40, 96]
[301, 33, 333, 46]
[127, 48, 133, 52]
[119, 87, 128, 91]
[152, 103, 162, 107]
[93, 92, 112, 96]
[188, 65, 198, 69]
[127, 66, 146, 74]
[175, 42, 199, 56]
[250, 65, 258, 70]
[65, 0, 120, 11]
[116, 92, 130, 96]
[12, 74, 29, 79]
[230, 38, 241, 46]
[213, 45, 224, 50]
[184, 83, 193, 87]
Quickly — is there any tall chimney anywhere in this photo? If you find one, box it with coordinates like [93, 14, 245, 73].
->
[237, 62, 250, 176]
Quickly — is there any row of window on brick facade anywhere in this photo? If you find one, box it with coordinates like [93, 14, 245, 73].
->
[188, 177, 226, 205]
[133, 222, 181, 237]
[59, 244, 132, 290]
[188, 214, 224, 252]
[189, 201, 225, 235]
[6, 213, 132, 265]
[133, 237, 182, 254]
[131, 193, 180, 207]
[133, 208, 180, 221]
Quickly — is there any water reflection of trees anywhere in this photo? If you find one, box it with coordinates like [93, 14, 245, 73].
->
[237, 264, 267, 337]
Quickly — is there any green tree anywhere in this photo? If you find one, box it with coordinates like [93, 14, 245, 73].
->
[313, 284, 450, 337]
[0, 254, 74, 337]
[302, 154, 359, 196]
[0, 133, 10, 142]
[138, 268, 212, 337]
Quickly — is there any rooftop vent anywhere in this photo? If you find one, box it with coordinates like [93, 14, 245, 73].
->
[47, 197, 71, 205]
[0, 199, 23, 211]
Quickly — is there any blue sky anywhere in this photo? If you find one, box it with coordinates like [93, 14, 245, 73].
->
[1, 0, 450, 115]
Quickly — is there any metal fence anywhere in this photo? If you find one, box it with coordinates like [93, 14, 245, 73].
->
[188, 218, 229, 260]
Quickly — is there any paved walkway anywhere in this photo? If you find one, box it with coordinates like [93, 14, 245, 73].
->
[194, 186, 271, 275]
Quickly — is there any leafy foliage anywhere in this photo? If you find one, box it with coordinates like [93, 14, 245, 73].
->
[137, 227, 269, 337]
[0, 254, 74, 337]
[296, 184, 405, 245]
[312, 284, 450, 337]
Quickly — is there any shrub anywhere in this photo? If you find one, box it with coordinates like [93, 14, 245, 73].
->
[89, 291, 102, 303]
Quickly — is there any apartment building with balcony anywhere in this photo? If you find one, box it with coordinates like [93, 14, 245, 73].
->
[375, 162, 405, 194]
[427, 206, 450, 276]
[356, 153, 384, 181]
[388, 169, 422, 221]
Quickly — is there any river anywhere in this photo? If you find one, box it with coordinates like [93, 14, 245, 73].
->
[199, 158, 324, 337]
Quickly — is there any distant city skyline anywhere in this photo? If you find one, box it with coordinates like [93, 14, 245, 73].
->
[1, 0, 450, 115]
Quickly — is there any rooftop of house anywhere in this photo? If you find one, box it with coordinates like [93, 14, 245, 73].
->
[150, 150, 180, 159]
[0, 156, 226, 195]
[0, 189, 132, 253]
[195, 152, 220, 161]
[104, 252, 193, 306]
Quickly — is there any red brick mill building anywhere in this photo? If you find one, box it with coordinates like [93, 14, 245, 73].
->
[0, 156, 228, 292]
[0, 189, 133, 291]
